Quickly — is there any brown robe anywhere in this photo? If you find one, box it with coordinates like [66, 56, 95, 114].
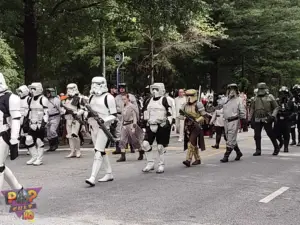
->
[119, 103, 143, 149]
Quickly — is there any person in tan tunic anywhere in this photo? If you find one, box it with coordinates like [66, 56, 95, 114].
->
[117, 94, 144, 162]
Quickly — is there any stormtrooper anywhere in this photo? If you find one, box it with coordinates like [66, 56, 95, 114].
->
[16, 85, 30, 150]
[61, 83, 85, 158]
[85, 77, 117, 186]
[0, 73, 24, 192]
[25, 83, 49, 166]
[142, 83, 173, 173]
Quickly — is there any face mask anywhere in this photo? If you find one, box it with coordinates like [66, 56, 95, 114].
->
[152, 88, 160, 97]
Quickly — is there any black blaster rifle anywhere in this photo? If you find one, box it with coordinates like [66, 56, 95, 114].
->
[61, 104, 84, 125]
[85, 104, 116, 142]
[179, 109, 203, 130]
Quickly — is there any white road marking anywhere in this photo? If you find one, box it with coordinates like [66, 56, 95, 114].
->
[259, 187, 290, 203]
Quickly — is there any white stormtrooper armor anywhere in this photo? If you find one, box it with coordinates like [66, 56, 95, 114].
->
[0, 72, 23, 191]
[142, 82, 173, 174]
[16, 85, 30, 150]
[85, 77, 117, 186]
[62, 83, 85, 158]
[25, 82, 49, 166]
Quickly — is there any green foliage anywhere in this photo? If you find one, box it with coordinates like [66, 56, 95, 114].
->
[0, 38, 22, 90]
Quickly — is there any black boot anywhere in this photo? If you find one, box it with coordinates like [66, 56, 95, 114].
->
[278, 138, 283, 149]
[138, 150, 144, 160]
[220, 147, 232, 163]
[182, 160, 191, 167]
[254, 137, 262, 156]
[234, 145, 243, 161]
[130, 144, 135, 153]
[283, 139, 289, 152]
[112, 141, 121, 154]
[211, 145, 219, 149]
[117, 152, 126, 162]
[46, 139, 54, 152]
[52, 137, 59, 151]
[290, 140, 296, 146]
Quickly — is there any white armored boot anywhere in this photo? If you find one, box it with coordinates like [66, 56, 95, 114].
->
[33, 146, 44, 166]
[75, 138, 81, 158]
[4, 166, 22, 190]
[26, 147, 38, 165]
[98, 154, 114, 182]
[66, 138, 76, 158]
[142, 150, 155, 172]
[86, 151, 103, 186]
[156, 146, 165, 174]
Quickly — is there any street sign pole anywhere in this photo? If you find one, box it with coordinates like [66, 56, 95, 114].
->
[115, 52, 124, 91]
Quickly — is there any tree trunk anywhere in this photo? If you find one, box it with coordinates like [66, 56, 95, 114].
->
[150, 38, 154, 84]
[101, 32, 106, 78]
[24, 0, 38, 84]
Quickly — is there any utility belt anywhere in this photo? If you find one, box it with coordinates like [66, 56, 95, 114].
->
[216, 115, 220, 117]
[123, 120, 133, 126]
[49, 113, 60, 118]
[226, 116, 239, 122]
[117, 112, 122, 115]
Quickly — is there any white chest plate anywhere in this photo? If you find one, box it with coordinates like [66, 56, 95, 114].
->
[29, 96, 44, 122]
[89, 94, 110, 118]
[145, 97, 166, 124]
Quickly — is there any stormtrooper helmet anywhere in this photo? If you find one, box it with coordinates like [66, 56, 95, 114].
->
[185, 89, 198, 104]
[16, 85, 30, 98]
[67, 83, 79, 97]
[28, 82, 43, 97]
[0, 72, 8, 93]
[226, 83, 239, 99]
[90, 76, 108, 96]
[150, 83, 165, 98]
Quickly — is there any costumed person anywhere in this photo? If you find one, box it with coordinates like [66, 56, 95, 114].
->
[45, 88, 61, 152]
[175, 89, 186, 142]
[274, 86, 295, 152]
[16, 85, 30, 150]
[204, 93, 215, 137]
[249, 83, 280, 156]
[141, 83, 173, 173]
[0, 73, 26, 193]
[117, 93, 144, 162]
[220, 84, 246, 163]
[113, 83, 138, 154]
[181, 89, 206, 167]
[85, 77, 116, 186]
[239, 91, 248, 132]
[61, 83, 85, 158]
[210, 96, 227, 149]
[25, 83, 49, 166]
[290, 84, 300, 146]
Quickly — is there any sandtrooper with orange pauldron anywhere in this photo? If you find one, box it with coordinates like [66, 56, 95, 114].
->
[181, 89, 206, 167]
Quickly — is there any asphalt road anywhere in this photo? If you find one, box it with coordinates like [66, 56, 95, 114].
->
[1, 130, 300, 225]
